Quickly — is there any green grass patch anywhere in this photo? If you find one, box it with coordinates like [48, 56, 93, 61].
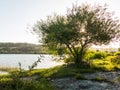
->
[0, 79, 55, 90]
[0, 75, 55, 90]
[90, 77, 112, 83]
[27, 64, 96, 79]
[26, 64, 96, 79]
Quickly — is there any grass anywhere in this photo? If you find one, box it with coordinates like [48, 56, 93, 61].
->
[0, 73, 55, 90]
[0, 78, 55, 90]
[90, 77, 113, 83]
[0, 67, 56, 90]
[26, 64, 96, 79]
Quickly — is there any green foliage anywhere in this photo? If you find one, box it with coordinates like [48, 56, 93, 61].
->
[109, 52, 120, 65]
[93, 52, 107, 59]
[0, 78, 54, 90]
[111, 57, 120, 64]
[90, 77, 111, 83]
[85, 51, 95, 60]
[89, 54, 120, 71]
[0, 70, 54, 90]
[114, 52, 120, 56]
[33, 3, 120, 64]
[27, 64, 96, 79]
[85, 51, 107, 61]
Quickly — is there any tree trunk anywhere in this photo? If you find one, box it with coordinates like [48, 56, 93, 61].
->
[66, 43, 86, 65]
[75, 46, 84, 64]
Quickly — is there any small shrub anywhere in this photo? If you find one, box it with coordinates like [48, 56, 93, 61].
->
[20, 79, 54, 90]
[93, 52, 106, 59]
[85, 51, 107, 60]
[0, 77, 55, 90]
[113, 66, 120, 70]
[111, 58, 120, 64]
[105, 56, 115, 61]
[84, 51, 95, 60]
[90, 62, 107, 71]
[114, 52, 120, 56]
[90, 77, 111, 83]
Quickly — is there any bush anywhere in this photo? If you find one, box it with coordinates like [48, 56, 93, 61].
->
[114, 52, 120, 56]
[93, 52, 106, 59]
[20, 78, 54, 90]
[111, 57, 120, 64]
[111, 52, 120, 65]
[0, 78, 54, 90]
[84, 51, 95, 60]
[85, 51, 107, 60]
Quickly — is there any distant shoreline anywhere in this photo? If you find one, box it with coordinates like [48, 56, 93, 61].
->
[0, 42, 48, 54]
[0, 53, 48, 54]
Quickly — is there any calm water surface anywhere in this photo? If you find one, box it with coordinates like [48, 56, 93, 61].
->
[0, 54, 63, 70]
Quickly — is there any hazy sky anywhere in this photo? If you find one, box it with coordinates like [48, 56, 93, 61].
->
[0, 0, 120, 46]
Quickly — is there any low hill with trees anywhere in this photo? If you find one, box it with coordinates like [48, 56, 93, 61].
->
[0, 42, 47, 54]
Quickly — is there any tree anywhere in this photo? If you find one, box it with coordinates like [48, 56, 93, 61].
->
[33, 4, 120, 65]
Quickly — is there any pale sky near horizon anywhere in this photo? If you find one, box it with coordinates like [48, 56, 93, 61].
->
[0, 0, 120, 47]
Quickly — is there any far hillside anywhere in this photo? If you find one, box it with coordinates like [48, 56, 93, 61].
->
[0, 42, 47, 54]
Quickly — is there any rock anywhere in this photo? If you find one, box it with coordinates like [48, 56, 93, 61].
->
[83, 71, 120, 81]
[51, 71, 120, 90]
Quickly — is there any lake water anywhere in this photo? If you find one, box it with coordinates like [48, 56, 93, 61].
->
[0, 54, 64, 70]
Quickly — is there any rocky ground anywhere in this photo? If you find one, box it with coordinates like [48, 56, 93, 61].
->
[51, 71, 120, 90]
